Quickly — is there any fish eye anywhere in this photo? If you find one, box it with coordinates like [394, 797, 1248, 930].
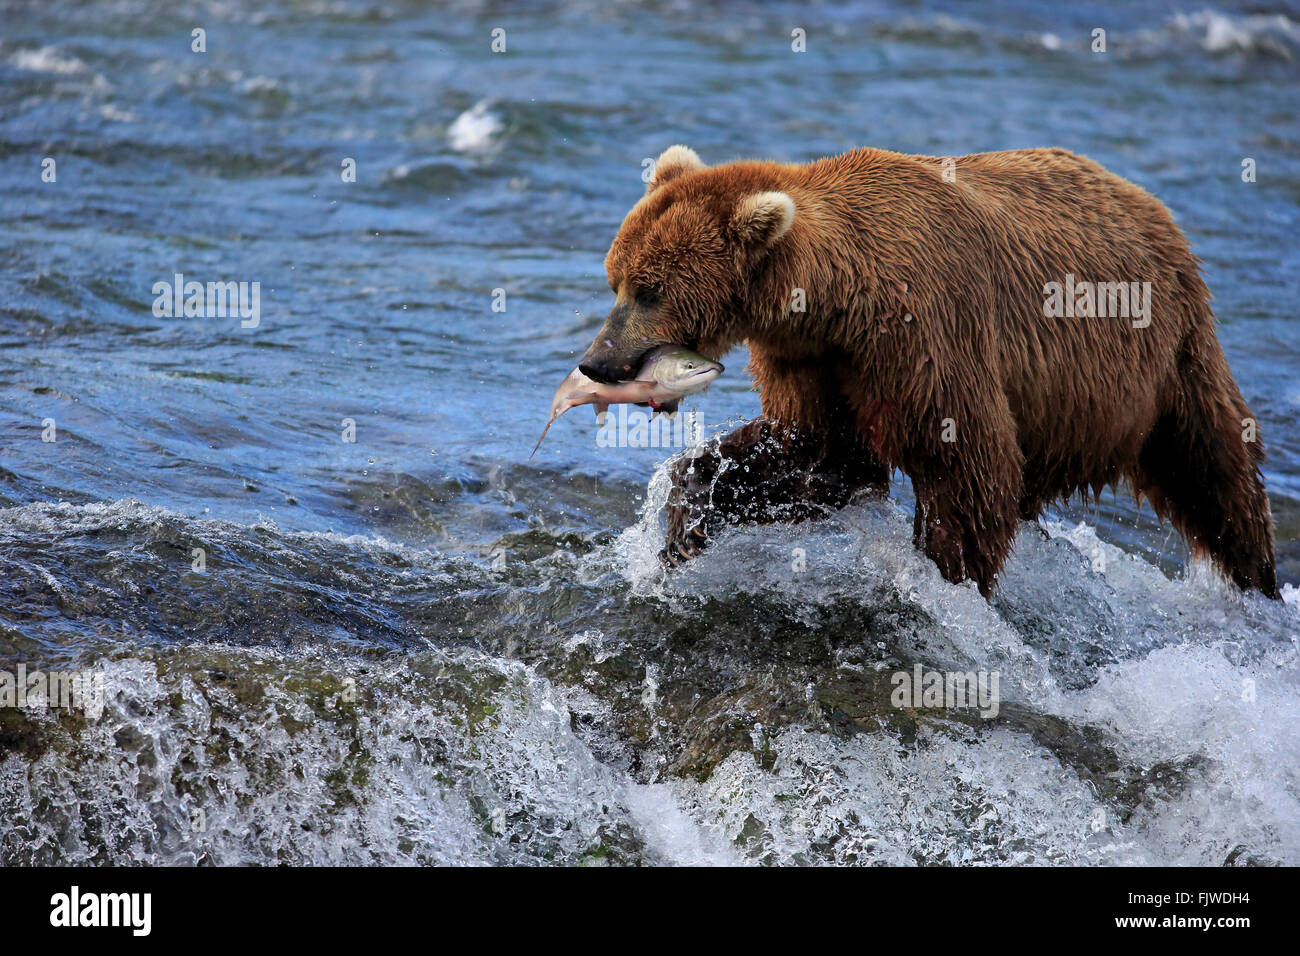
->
[684, 362, 695, 369]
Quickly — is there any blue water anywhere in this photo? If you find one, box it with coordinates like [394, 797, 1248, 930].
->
[1, 0, 1298, 866]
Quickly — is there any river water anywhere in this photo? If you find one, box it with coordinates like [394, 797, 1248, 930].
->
[1, 0, 1298, 865]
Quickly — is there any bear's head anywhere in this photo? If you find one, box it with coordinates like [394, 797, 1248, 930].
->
[578, 145, 796, 383]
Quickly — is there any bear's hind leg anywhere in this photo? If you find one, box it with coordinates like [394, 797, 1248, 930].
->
[1134, 383, 1279, 598]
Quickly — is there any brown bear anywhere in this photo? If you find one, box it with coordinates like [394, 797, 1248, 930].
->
[578, 144, 1279, 599]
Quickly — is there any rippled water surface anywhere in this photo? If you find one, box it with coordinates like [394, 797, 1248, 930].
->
[2, 0, 1299, 865]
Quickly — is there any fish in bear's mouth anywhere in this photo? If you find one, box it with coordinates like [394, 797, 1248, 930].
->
[531, 345, 723, 457]
[578, 333, 711, 385]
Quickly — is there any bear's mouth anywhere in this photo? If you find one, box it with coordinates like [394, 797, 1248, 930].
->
[579, 344, 660, 385]
[579, 360, 636, 385]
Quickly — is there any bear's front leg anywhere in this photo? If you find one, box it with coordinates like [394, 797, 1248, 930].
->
[660, 418, 886, 567]
[908, 404, 1024, 598]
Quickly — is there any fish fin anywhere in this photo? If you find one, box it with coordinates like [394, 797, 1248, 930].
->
[656, 398, 680, 416]
[594, 400, 609, 426]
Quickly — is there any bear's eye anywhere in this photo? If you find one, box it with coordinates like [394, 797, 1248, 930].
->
[634, 287, 661, 308]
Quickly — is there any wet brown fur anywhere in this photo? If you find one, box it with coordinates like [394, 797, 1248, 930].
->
[584, 145, 1279, 599]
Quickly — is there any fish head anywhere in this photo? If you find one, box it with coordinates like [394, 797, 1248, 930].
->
[640, 346, 724, 394]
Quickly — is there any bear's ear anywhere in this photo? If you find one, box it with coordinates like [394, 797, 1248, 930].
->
[731, 191, 795, 249]
[646, 145, 705, 193]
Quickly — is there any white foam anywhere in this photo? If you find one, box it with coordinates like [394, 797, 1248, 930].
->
[11, 47, 87, 74]
[448, 101, 503, 152]
[605, 455, 1300, 864]
[1169, 9, 1300, 54]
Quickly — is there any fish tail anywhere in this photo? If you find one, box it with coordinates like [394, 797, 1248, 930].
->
[530, 419, 554, 458]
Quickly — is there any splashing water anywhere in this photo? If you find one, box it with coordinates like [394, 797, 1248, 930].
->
[3, 451, 1296, 866]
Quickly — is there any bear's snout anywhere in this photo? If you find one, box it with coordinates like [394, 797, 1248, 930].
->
[578, 345, 647, 384]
